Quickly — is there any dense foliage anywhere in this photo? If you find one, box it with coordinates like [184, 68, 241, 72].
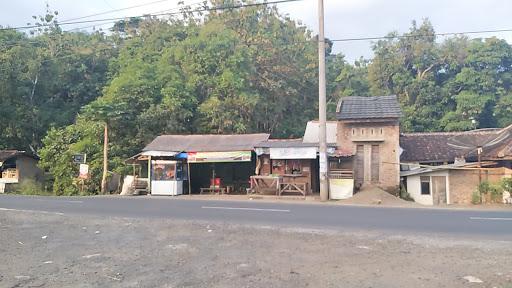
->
[1, 2, 511, 194]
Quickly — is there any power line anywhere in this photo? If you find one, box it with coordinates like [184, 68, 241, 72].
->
[61, 0, 188, 22]
[65, 0, 207, 32]
[0, 0, 302, 31]
[330, 28, 512, 43]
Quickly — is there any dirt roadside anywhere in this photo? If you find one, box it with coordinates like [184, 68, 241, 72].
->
[1, 210, 511, 288]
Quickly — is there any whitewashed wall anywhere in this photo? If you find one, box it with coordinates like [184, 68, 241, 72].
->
[406, 171, 450, 206]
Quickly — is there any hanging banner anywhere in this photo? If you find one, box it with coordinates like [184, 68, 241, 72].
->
[270, 147, 317, 159]
[188, 151, 252, 163]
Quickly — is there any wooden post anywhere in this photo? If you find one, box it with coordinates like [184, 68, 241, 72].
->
[477, 147, 482, 203]
[187, 161, 192, 195]
[147, 156, 152, 194]
[101, 122, 108, 194]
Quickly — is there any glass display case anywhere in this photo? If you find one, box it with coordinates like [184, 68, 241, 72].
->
[150, 160, 185, 195]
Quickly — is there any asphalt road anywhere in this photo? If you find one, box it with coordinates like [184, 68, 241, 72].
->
[1, 194, 512, 239]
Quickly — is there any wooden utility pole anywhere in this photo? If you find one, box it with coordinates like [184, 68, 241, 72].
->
[101, 122, 108, 194]
[318, 0, 328, 201]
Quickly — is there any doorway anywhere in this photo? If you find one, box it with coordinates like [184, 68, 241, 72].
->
[432, 176, 447, 204]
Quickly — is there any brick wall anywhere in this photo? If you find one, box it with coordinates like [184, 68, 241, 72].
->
[449, 168, 509, 204]
[337, 120, 400, 191]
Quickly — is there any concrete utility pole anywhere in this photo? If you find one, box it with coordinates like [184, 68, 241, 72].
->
[101, 122, 108, 195]
[318, 0, 328, 201]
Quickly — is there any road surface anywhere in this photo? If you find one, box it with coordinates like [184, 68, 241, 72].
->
[1, 194, 511, 239]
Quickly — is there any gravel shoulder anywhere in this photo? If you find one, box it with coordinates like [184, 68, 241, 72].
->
[1, 210, 511, 288]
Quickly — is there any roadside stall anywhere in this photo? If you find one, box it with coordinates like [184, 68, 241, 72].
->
[138, 134, 270, 195]
[254, 140, 321, 197]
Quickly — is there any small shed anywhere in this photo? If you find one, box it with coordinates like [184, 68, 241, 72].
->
[0, 150, 43, 193]
[402, 165, 512, 205]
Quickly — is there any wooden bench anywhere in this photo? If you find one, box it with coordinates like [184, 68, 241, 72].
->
[200, 187, 226, 194]
[132, 179, 148, 195]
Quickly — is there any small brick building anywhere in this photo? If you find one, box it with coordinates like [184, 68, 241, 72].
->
[335, 95, 402, 192]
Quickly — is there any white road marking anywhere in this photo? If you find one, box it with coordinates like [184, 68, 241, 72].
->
[202, 206, 290, 212]
[0, 207, 64, 216]
[82, 253, 102, 259]
[470, 217, 512, 221]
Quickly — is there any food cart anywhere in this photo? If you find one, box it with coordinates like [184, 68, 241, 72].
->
[150, 160, 185, 196]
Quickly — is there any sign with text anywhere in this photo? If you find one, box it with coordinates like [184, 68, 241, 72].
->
[72, 154, 86, 164]
[188, 151, 251, 163]
[269, 147, 317, 160]
[78, 164, 89, 179]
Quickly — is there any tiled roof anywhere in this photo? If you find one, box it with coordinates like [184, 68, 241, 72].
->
[400, 125, 512, 163]
[336, 95, 402, 120]
[143, 134, 270, 152]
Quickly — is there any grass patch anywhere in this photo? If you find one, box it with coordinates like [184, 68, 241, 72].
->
[14, 179, 53, 196]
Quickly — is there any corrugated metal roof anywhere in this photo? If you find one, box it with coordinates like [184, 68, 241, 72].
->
[302, 121, 337, 143]
[143, 134, 270, 152]
[336, 95, 402, 120]
[255, 139, 319, 148]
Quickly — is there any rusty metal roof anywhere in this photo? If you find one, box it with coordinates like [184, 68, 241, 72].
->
[143, 134, 270, 152]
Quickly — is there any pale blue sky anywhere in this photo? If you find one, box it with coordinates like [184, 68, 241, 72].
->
[2, 0, 512, 62]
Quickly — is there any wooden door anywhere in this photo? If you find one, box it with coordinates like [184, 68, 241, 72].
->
[371, 145, 380, 183]
[432, 176, 447, 204]
[355, 145, 364, 186]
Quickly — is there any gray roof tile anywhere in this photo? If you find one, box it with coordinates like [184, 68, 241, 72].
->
[336, 95, 402, 120]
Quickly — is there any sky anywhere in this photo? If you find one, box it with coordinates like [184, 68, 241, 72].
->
[2, 0, 512, 62]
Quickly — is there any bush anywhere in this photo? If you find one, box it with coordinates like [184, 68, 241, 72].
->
[501, 177, 512, 192]
[489, 186, 503, 203]
[15, 179, 52, 196]
[477, 181, 492, 194]
[399, 185, 414, 201]
[471, 191, 481, 205]
[476, 180, 503, 203]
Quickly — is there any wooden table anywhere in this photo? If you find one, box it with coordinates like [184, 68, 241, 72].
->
[249, 175, 281, 195]
[279, 174, 308, 197]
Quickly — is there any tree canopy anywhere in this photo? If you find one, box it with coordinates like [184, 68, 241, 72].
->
[1, 2, 511, 194]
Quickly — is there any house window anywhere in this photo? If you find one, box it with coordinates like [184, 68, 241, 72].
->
[361, 128, 365, 135]
[420, 176, 430, 195]
[380, 128, 383, 135]
[352, 128, 355, 135]
[371, 128, 374, 135]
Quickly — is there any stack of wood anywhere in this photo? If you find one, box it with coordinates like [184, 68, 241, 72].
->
[1, 169, 18, 179]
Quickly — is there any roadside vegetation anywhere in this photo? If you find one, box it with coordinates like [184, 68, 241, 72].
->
[14, 179, 53, 196]
[1, 0, 512, 195]
[472, 178, 512, 204]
